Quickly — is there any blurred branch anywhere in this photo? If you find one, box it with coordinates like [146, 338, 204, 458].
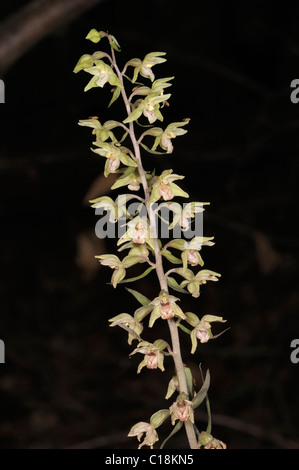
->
[0, 0, 105, 74]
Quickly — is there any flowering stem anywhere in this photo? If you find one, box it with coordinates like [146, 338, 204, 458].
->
[110, 42, 198, 449]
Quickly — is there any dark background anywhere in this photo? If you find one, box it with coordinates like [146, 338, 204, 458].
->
[0, 0, 299, 449]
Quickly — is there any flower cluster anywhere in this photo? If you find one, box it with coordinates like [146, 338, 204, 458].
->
[75, 29, 227, 450]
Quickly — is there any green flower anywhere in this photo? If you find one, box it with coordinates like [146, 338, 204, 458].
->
[169, 393, 194, 425]
[84, 60, 122, 91]
[110, 167, 142, 191]
[78, 118, 120, 144]
[91, 141, 137, 177]
[165, 236, 215, 271]
[129, 339, 168, 373]
[123, 93, 171, 124]
[127, 52, 167, 83]
[128, 421, 159, 449]
[89, 194, 135, 222]
[129, 76, 174, 100]
[150, 170, 189, 204]
[185, 313, 226, 354]
[95, 253, 145, 288]
[109, 313, 143, 345]
[148, 291, 186, 327]
[177, 268, 221, 298]
[151, 120, 189, 154]
[167, 201, 209, 231]
[117, 216, 155, 251]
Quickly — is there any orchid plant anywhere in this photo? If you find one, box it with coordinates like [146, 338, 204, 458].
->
[74, 29, 227, 450]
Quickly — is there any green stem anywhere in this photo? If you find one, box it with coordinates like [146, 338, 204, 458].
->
[110, 43, 198, 449]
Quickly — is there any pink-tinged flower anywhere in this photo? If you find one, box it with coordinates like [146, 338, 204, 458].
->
[160, 299, 174, 319]
[141, 64, 155, 82]
[129, 339, 167, 373]
[143, 101, 157, 123]
[128, 422, 158, 449]
[132, 222, 146, 244]
[109, 313, 143, 345]
[150, 170, 189, 204]
[187, 249, 200, 266]
[161, 132, 175, 153]
[151, 121, 189, 154]
[169, 394, 194, 425]
[189, 314, 227, 354]
[180, 215, 191, 230]
[148, 291, 186, 327]
[130, 52, 167, 83]
[107, 153, 120, 173]
[195, 321, 211, 343]
[159, 182, 174, 201]
[147, 351, 158, 369]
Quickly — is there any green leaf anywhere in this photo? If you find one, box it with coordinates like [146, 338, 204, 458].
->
[177, 323, 192, 335]
[126, 288, 151, 306]
[192, 370, 210, 409]
[161, 250, 182, 264]
[118, 266, 155, 284]
[167, 276, 188, 294]
[84, 75, 98, 92]
[160, 421, 183, 449]
[140, 142, 168, 155]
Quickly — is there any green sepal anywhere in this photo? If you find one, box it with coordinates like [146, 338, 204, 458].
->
[118, 266, 155, 284]
[84, 75, 99, 92]
[73, 54, 93, 73]
[140, 142, 168, 155]
[161, 250, 182, 264]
